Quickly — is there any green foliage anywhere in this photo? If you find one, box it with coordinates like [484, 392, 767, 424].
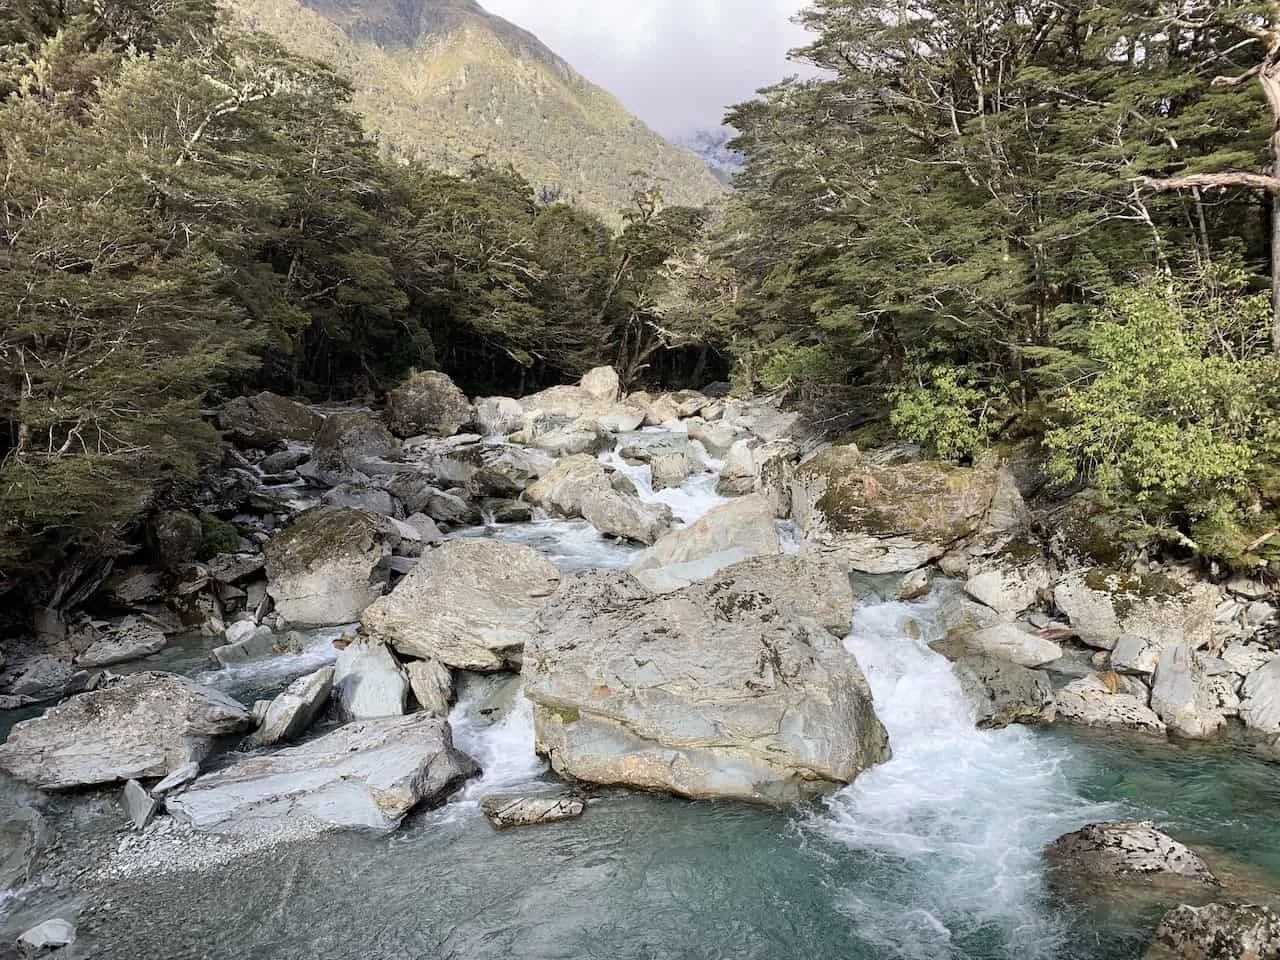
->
[1045, 278, 1280, 524]
[198, 514, 242, 559]
[890, 367, 1004, 462]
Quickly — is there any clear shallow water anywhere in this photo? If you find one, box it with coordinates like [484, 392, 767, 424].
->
[4, 438, 1280, 958]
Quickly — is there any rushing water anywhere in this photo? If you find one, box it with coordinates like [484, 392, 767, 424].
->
[3, 431, 1279, 958]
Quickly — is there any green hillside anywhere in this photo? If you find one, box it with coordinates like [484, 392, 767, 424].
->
[228, 0, 725, 221]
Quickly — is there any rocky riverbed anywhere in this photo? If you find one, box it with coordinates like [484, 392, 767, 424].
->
[2, 366, 1279, 959]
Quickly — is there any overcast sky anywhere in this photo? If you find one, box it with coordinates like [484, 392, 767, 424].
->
[481, 0, 813, 136]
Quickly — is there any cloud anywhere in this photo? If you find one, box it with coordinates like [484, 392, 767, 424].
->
[480, 0, 812, 135]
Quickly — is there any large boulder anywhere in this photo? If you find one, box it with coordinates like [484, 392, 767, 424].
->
[0, 673, 252, 789]
[1240, 656, 1280, 734]
[695, 555, 856, 636]
[167, 715, 478, 837]
[579, 366, 621, 403]
[952, 656, 1056, 729]
[522, 570, 889, 806]
[1044, 820, 1218, 888]
[406, 659, 454, 716]
[963, 547, 1052, 617]
[299, 411, 395, 487]
[217, 392, 323, 448]
[715, 440, 757, 496]
[1053, 569, 1217, 651]
[385, 371, 474, 439]
[333, 640, 408, 720]
[629, 494, 780, 593]
[148, 510, 204, 568]
[1150, 644, 1227, 739]
[789, 445, 1001, 574]
[1054, 675, 1166, 735]
[321, 482, 399, 517]
[525, 455, 673, 545]
[932, 622, 1062, 669]
[685, 417, 739, 457]
[1146, 903, 1280, 960]
[469, 445, 553, 499]
[0, 779, 48, 891]
[474, 396, 525, 437]
[650, 452, 698, 491]
[362, 539, 562, 671]
[481, 794, 585, 829]
[77, 619, 167, 668]
[245, 666, 334, 748]
[263, 507, 397, 626]
[527, 418, 614, 457]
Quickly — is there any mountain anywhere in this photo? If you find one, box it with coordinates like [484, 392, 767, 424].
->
[674, 128, 745, 187]
[228, 0, 726, 221]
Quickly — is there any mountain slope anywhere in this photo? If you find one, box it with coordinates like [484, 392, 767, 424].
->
[228, 0, 725, 221]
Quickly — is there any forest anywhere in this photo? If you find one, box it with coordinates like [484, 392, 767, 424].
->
[2, 0, 1280, 597]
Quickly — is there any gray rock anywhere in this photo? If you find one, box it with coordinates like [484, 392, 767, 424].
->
[421, 487, 482, 526]
[1150, 644, 1226, 739]
[1044, 820, 1217, 887]
[246, 666, 335, 747]
[386, 370, 474, 439]
[1240, 656, 1280, 734]
[299, 411, 395, 487]
[896, 568, 933, 601]
[936, 622, 1062, 668]
[483, 499, 533, 524]
[789, 444, 1000, 574]
[685, 416, 739, 457]
[695, 555, 856, 636]
[523, 570, 889, 806]
[1146, 902, 1280, 960]
[1226, 576, 1271, 602]
[963, 550, 1051, 616]
[4, 656, 76, 700]
[333, 641, 408, 720]
[363, 539, 562, 671]
[263, 507, 397, 626]
[260, 446, 310, 474]
[754, 439, 801, 518]
[406, 659, 454, 716]
[149, 510, 204, 568]
[152, 761, 200, 797]
[629, 494, 780, 593]
[481, 794, 585, 829]
[217, 392, 323, 448]
[1054, 569, 1217, 651]
[474, 396, 524, 437]
[579, 366, 621, 403]
[953, 655, 1056, 728]
[77, 619, 167, 668]
[16, 918, 76, 952]
[1054, 675, 1166, 735]
[1222, 642, 1276, 677]
[0, 779, 47, 890]
[0, 672, 252, 789]
[167, 715, 478, 837]
[321, 483, 399, 517]
[211, 624, 278, 668]
[470, 446, 553, 498]
[102, 565, 166, 606]
[1111, 634, 1161, 675]
[122, 778, 159, 829]
[650, 452, 698, 491]
[525, 455, 672, 545]
[715, 439, 757, 496]
[527, 417, 614, 457]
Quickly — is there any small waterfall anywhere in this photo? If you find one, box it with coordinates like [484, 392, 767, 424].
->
[810, 591, 1119, 959]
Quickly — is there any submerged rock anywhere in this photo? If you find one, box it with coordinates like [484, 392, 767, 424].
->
[263, 507, 396, 626]
[1045, 820, 1218, 888]
[1146, 902, 1280, 960]
[789, 445, 1001, 574]
[480, 794, 586, 829]
[629, 494, 780, 593]
[0, 672, 252, 789]
[166, 715, 478, 837]
[523, 570, 889, 806]
[1053, 568, 1216, 651]
[362, 539, 562, 671]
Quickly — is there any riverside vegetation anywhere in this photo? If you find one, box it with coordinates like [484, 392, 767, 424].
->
[5, 1, 1280, 959]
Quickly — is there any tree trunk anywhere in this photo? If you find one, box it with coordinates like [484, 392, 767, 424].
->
[1263, 65, 1280, 355]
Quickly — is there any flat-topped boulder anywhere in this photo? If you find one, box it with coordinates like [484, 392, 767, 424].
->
[523, 570, 889, 806]
[789, 445, 1003, 574]
[362, 539, 562, 671]
[1045, 820, 1218, 888]
[299, 410, 395, 487]
[385, 370, 474, 439]
[167, 714, 478, 838]
[264, 507, 397, 626]
[0, 672, 252, 789]
[481, 794, 586, 829]
[77, 619, 167, 668]
[1053, 568, 1217, 651]
[629, 494, 780, 593]
[952, 656, 1056, 729]
[217, 392, 323, 448]
[1054, 675, 1166, 735]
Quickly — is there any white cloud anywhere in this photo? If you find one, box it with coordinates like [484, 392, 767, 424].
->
[480, 0, 812, 135]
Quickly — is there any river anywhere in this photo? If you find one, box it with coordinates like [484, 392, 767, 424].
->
[2, 428, 1278, 959]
